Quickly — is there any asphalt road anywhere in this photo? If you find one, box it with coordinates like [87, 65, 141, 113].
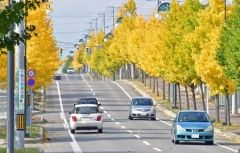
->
[41, 73, 240, 153]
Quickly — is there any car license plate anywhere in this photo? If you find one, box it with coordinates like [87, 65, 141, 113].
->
[141, 112, 147, 116]
[191, 134, 199, 138]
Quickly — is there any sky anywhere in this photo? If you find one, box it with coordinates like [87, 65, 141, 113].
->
[50, 0, 157, 58]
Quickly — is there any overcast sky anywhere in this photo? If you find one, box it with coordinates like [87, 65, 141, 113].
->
[50, 0, 157, 57]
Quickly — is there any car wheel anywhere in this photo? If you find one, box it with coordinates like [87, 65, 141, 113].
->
[129, 116, 133, 120]
[205, 141, 214, 145]
[98, 129, 103, 133]
[151, 117, 156, 120]
[70, 129, 75, 134]
[174, 135, 179, 144]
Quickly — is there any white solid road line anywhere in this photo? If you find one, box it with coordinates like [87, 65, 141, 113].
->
[153, 148, 162, 152]
[134, 135, 141, 139]
[215, 143, 238, 153]
[142, 141, 151, 146]
[112, 81, 132, 100]
[65, 74, 69, 80]
[56, 81, 82, 153]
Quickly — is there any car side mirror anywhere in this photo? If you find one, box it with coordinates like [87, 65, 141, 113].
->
[171, 118, 176, 122]
[98, 103, 102, 106]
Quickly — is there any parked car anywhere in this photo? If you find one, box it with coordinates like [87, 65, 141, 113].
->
[53, 74, 61, 80]
[66, 67, 74, 74]
[69, 104, 103, 134]
[129, 97, 157, 120]
[171, 110, 215, 145]
[76, 97, 102, 109]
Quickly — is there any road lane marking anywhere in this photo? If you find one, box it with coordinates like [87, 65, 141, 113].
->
[104, 111, 107, 113]
[134, 135, 141, 139]
[65, 74, 69, 80]
[142, 141, 150, 146]
[115, 122, 120, 125]
[91, 89, 93, 92]
[153, 148, 162, 152]
[111, 118, 115, 121]
[159, 120, 171, 126]
[107, 114, 111, 118]
[215, 143, 238, 153]
[92, 93, 96, 96]
[88, 85, 91, 88]
[121, 126, 126, 129]
[127, 130, 133, 133]
[112, 81, 131, 99]
[56, 81, 82, 153]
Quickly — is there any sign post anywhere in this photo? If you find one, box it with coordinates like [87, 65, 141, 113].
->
[26, 69, 35, 137]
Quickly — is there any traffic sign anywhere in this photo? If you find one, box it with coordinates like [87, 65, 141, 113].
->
[27, 69, 35, 78]
[27, 79, 35, 87]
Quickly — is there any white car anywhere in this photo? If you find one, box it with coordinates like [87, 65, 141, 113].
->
[69, 104, 103, 134]
[66, 67, 74, 74]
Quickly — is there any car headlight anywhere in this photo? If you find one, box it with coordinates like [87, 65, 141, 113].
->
[205, 125, 213, 132]
[176, 125, 185, 132]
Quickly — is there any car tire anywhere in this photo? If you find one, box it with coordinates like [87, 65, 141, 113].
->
[174, 140, 179, 144]
[98, 129, 103, 133]
[70, 129, 75, 134]
[129, 116, 133, 120]
[151, 117, 156, 120]
[205, 141, 214, 145]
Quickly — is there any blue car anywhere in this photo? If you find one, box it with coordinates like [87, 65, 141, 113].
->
[171, 110, 215, 145]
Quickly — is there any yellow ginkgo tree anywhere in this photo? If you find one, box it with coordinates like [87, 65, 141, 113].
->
[26, 2, 61, 90]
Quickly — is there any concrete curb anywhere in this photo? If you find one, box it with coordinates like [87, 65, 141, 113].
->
[123, 80, 240, 143]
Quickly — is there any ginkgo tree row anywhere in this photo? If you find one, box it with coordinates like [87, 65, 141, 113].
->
[73, 0, 239, 111]
[0, 1, 61, 90]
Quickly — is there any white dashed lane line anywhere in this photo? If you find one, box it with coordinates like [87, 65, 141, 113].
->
[143, 141, 151, 146]
[121, 126, 126, 129]
[127, 130, 133, 133]
[153, 148, 162, 152]
[107, 114, 111, 118]
[134, 135, 141, 139]
[115, 122, 120, 125]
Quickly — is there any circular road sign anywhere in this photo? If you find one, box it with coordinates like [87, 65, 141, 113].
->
[27, 69, 35, 78]
[27, 79, 35, 87]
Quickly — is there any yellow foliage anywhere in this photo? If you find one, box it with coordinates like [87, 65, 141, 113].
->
[26, 3, 61, 90]
[0, 54, 7, 89]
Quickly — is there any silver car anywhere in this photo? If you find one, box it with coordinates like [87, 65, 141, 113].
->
[129, 97, 157, 120]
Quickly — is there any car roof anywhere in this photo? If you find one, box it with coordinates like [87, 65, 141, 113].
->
[132, 96, 152, 99]
[178, 110, 207, 113]
[78, 97, 98, 100]
[74, 104, 98, 107]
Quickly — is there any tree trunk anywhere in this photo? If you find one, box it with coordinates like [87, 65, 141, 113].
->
[191, 84, 197, 110]
[226, 94, 231, 126]
[149, 77, 152, 89]
[185, 85, 189, 110]
[215, 94, 220, 122]
[178, 83, 182, 109]
[168, 83, 171, 100]
[200, 83, 206, 111]
[144, 73, 147, 86]
[152, 77, 156, 93]
[163, 80, 166, 100]
[141, 70, 144, 84]
[156, 78, 159, 96]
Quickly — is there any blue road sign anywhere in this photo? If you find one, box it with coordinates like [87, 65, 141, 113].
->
[27, 79, 35, 87]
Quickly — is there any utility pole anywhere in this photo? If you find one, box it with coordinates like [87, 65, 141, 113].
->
[15, 0, 26, 149]
[99, 13, 106, 34]
[92, 18, 98, 32]
[112, 6, 115, 28]
[7, 0, 15, 152]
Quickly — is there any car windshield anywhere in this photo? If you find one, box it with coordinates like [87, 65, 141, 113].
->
[133, 98, 153, 106]
[178, 112, 209, 122]
[75, 107, 98, 114]
[78, 98, 98, 105]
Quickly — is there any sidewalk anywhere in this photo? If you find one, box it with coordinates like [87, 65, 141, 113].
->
[123, 79, 240, 143]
